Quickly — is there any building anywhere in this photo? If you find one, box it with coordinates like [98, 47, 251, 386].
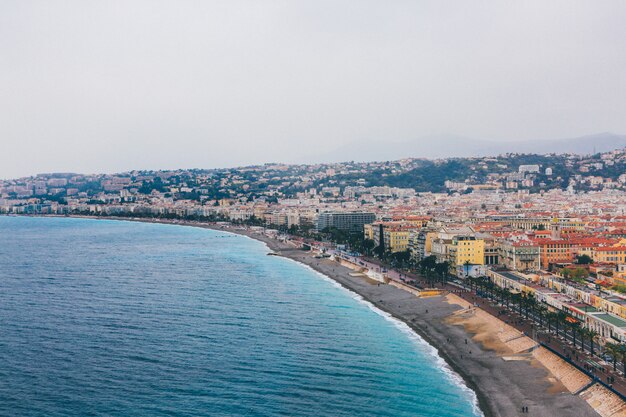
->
[594, 246, 626, 264]
[499, 240, 541, 272]
[316, 211, 376, 233]
[449, 236, 485, 266]
[409, 228, 436, 263]
[382, 227, 411, 253]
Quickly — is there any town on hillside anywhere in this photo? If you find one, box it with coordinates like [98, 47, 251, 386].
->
[4, 148, 626, 369]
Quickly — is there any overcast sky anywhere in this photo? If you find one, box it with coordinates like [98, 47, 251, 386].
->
[1, 1, 626, 178]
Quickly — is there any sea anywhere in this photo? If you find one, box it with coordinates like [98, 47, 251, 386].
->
[0, 216, 481, 417]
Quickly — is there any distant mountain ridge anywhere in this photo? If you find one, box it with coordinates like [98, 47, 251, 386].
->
[309, 132, 626, 163]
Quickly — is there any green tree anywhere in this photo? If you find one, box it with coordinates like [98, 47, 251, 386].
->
[435, 261, 450, 284]
[605, 342, 620, 372]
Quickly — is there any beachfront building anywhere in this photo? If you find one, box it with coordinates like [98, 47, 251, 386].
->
[370, 221, 421, 253]
[448, 236, 485, 277]
[409, 228, 437, 263]
[382, 227, 411, 253]
[450, 236, 485, 266]
[316, 211, 376, 233]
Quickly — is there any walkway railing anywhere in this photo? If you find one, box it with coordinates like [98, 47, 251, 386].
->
[540, 342, 626, 401]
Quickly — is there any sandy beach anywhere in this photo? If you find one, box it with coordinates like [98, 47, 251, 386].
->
[43, 216, 626, 416]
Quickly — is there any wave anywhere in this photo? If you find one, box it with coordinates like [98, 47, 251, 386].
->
[282, 258, 484, 417]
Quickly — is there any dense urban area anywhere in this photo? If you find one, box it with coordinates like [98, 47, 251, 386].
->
[5, 147, 626, 402]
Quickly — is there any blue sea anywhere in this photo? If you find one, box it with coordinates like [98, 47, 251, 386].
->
[0, 217, 481, 416]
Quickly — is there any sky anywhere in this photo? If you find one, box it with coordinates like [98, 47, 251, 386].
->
[1, 1, 626, 178]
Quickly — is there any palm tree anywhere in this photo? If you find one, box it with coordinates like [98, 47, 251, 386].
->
[468, 276, 479, 292]
[548, 312, 562, 337]
[582, 328, 599, 356]
[556, 311, 567, 339]
[476, 277, 486, 297]
[512, 292, 523, 315]
[485, 278, 494, 299]
[536, 304, 547, 327]
[434, 261, 449, 285]
[579, 326, 587, 351]
[503, 288, 512, 308]
[569, 321, 580, 347]
[546, 311, 555, 333]
[496, 286, 505, 305]
[605, 342, 620, 372]
[523, 293, 536, 320]
[618, 343, 626, 375]
[463, 260, 471, 278]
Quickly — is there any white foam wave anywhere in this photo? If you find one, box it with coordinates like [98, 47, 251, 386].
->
[281, 259, 484, 417]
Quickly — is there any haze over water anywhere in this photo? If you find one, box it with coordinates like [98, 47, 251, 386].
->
[0, 217, 480, 416]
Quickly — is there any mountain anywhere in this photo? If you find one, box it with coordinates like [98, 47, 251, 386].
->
[306, 132, 626, 163]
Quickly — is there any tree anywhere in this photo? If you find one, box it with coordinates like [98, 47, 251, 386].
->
[503, 287, 512, 308]
[546, 311, 554, 333]
[362, 239, 375, 256]
[575, 254, 593, 265]
[523, 293, 536, 320]
[512, 292, 523, 316]
[390, 250, 411, 267]
[463, 260, 472, 277]
[562, 267, 588, 283]
[605, 342, 620, 372]
[419, 255, 437, 275]
[619, 344, 626, 375]
[536, 304, 547, 327]
[435, 261, 450, 284]
[556, 311, 567, 338]
[582, 328, 598, 356]
[568, 320, 580, 347]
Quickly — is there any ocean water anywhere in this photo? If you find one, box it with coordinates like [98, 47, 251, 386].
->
[0, 217, 481, 417]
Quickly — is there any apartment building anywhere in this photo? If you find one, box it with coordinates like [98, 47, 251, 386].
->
[315, 211, 376, 233]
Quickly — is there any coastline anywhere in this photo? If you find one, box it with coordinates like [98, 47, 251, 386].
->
[19, 216, 604, 417]
[293, 259, 485, 417]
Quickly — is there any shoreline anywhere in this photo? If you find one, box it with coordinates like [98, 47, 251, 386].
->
[268, 237, 486, 417]
[297, 260, 485, 417]
[13, 215, 605, 417]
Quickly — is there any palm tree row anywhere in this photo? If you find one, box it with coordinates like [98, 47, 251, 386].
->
[465, 276, 624, 366]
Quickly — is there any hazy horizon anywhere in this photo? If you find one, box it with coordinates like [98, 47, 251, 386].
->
[2, 1, 626, 178]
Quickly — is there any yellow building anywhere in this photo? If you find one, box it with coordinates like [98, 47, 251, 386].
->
[424, 231, 437, 255]
[370, 221, 419, 253]
[593, 246, 626, 264]
[449, 236, 485, 266]
[383, 228, 411, 253]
